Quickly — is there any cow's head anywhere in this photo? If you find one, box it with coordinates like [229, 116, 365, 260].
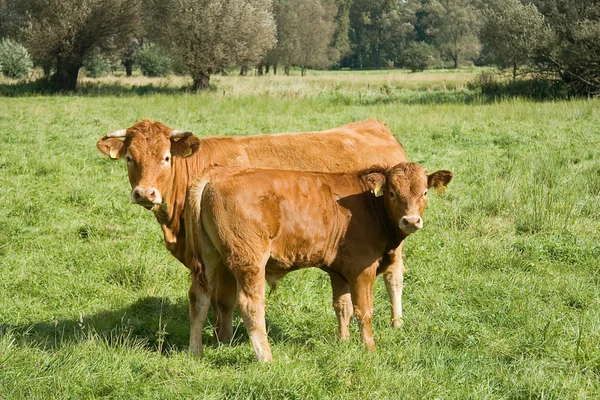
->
[97, 120, 201, 210]
[363, 162, 453, 236]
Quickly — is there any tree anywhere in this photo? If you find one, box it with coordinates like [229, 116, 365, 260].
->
[424, 0, 481, 68]
[4, 0, 141, 91]
[343, 0, 416, 69]
[529, 0, 600, 95]
[265, 0, 339, 75]
[153, 0, 276, 90]
[479, 0, 546, 79]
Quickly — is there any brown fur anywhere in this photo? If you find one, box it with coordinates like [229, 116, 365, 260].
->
[97, 119, 415, 353]
[97, 119, 407, 263]
[185, 163, 453, 361]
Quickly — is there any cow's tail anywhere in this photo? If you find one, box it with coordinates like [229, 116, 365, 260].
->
[184, 175, 212, 293]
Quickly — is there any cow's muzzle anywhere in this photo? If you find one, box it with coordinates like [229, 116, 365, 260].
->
[399, 215, 423, 234]
[131, 187, 162, 209]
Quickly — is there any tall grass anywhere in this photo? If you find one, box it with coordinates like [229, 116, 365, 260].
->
[0, 72, 598, 399]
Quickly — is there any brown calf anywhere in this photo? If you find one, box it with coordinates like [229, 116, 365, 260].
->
[97, 120, 411, 333]
[184, 163, 453, 361]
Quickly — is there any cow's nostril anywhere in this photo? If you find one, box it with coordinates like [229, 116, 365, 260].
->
[148, 190, 156, 201]
[134, 190, 141, 200]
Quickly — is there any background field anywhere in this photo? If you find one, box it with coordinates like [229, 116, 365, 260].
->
[0, 72, 599, 399]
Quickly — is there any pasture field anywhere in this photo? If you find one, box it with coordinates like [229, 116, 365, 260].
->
[0, 72, 599, 399]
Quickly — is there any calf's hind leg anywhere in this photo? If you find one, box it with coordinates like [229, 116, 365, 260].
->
[233, 255, 272, 362]
[214, 264, 237, 343]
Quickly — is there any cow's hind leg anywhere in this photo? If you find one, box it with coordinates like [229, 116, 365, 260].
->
[214, 263, 237, 343]
[328, 272, 352, 340]
[350, 266, 377, 350]
[383, 243, 405, 328]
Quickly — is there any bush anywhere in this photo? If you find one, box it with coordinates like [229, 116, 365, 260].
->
[0, 39, 33, 79]
[83, 49, 112, 78]
[135, 43, 171, 77]
[403, 42, 438, 72]
[468, 72, 570, 100]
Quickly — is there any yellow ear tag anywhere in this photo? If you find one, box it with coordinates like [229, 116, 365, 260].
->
[182, 148, 192, 158]
[109, 149, 120, 159]
[372, 186, 384, 197]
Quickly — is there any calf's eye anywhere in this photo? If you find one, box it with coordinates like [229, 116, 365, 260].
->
[165, 156, 170, 163]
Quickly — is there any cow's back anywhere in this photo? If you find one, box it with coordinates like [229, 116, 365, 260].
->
[197, 119, 406, 173]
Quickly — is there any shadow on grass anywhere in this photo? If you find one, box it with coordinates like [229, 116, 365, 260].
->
[0, 296, 311, 356]
[0, 80, 194, 97]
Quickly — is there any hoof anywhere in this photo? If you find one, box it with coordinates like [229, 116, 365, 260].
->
[392, 318, 403, 329]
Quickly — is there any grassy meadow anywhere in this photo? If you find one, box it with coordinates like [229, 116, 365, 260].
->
[0, 70, 599, 399]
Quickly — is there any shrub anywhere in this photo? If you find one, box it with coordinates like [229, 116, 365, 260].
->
[135, 43, 171, 77]
[403, 42, 438, 72]
[83, 48, 112, 78]
[0, 39, 33, 79]
[468, 72, 570, 100]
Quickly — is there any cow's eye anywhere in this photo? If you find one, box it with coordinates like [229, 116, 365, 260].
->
[389, 190, 395, 198]
[424, 190, 428, 197]
[126, 156, 132, 163]
[164, 155, 171, 163]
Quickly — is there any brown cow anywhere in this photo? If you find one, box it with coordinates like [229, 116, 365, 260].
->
[97, 119, 411, 337]
[184, 163, 452, 361]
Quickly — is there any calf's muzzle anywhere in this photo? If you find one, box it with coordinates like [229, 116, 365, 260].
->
[399, 215, 423, 233]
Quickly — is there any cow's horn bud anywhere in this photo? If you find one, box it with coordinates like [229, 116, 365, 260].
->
[171, 130, 193, 138]
[106, 129, 127, 138]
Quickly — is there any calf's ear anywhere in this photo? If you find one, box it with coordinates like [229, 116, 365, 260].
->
[363, 172, 387, 197]
[171, 135, 201, 158]
[97, 137, 125, 160]
[427, 170, 453, 194]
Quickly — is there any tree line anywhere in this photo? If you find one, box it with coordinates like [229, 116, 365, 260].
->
[0, 0, 598, 95]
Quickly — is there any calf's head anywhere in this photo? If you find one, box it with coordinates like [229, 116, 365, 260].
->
[363, 162, 453, 235]
[97, 120, 200, 210]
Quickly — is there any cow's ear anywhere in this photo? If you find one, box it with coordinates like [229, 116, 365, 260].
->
[427, 170, 453, 194]
[97, 137, 125, 160]
[363, 172, 386, 197]
[171, 135, 201, 158]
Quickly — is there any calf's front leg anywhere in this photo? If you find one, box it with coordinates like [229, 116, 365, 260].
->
[350, 267, 377, 350]
[328, 271, 353, 340]
[382, 243, 405, 328]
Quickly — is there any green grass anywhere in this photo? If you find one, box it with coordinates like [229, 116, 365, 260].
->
[0, 72, 599, 399]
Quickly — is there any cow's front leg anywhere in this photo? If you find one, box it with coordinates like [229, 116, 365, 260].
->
[382, 242, 405, 328]
[328, 272, 352, 340]
[350, 267, 377, 350]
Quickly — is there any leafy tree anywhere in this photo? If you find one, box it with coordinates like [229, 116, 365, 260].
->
[479, 0, 547, 79]
[424, 0, 481, 68]
[0, 38, 33, 78]
[151, 0, 276, 90]
[403, 41, 438, 71]
[3, 0, 141, 91]
[82, 47, 111, 78]
[344, 0, 416, 69]
[529, 0, 600, 95]
[135, 43, 171, 77]
[270, 0, 339, 75]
